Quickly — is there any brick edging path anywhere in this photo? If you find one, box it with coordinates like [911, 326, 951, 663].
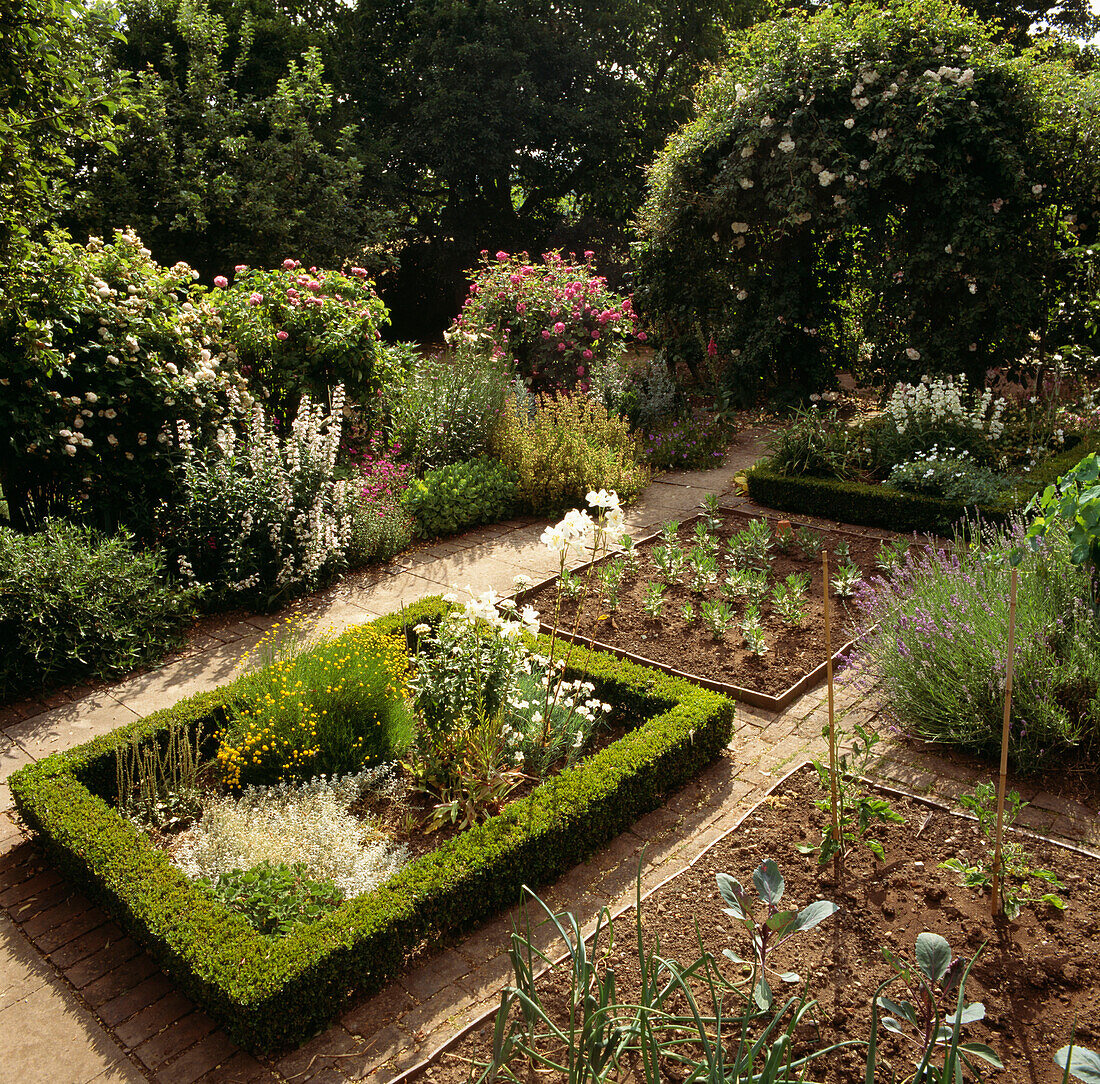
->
[4, 432, 1099, 1083]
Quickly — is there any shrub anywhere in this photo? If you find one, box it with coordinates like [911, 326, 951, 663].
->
[0, 521, 200, 702]
[0, 228, 251, 533]
[345, 434, 414, 566]
[619, 353, 686, 431]
[212, 260, 395, 420]
[493, 393, 650, 514]
[402, 458, 517, 539]
[765, 406, 858, 479]
[638, 414, 731, 471]
[385, 350, 510, 472]
[844, 519, 1100, 768]
[218, 621, 413, 788]
[159, 388, 354, 608]
[887, 449, 1007, 505]
[449, 250, 640, 394]
[633, 0, 1100, 401]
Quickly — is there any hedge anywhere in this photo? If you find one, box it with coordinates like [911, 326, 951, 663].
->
[7, 597, 734, 1052]
[746, 436, 1100, 535]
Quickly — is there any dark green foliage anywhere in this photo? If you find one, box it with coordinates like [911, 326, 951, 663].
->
[403, 458, 518, 538]
[747, 435, 1100, 535]
[634, 0, 1100, 402]
[0, 521, 200, 702]
[205, 862, 344, 936]
[8, 599, 734, 1051]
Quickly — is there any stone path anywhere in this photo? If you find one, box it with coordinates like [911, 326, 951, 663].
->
[2, 429, 1098, 1084]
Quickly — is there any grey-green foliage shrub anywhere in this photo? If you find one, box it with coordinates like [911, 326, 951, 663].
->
[347, 499, 414, 567]
[403, 458, 518, 538]
[633, 0, 1100, 403]
[620, 352, 686, 431]
[0, 521, 200, 701]
[385, 348, 510, 472]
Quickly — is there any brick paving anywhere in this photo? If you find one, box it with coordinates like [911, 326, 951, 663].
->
[2, 430, 1098, 1082]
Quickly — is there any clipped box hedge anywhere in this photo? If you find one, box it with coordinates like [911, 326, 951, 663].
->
[746, 436, 1100, 535]
[8, 597, 734, 1052]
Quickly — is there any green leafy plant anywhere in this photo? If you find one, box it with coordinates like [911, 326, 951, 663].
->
[681, 600, 697, 624]
[558, 568, 585, 600]
[740, 606, 768, 656]
[619, 534, 640, 574]
[206, 860, 344, 937]
[796, 724, 903, 864]
[692, 518, 720, 554]
[0, 520, 200, 702]
[597, 558, 627, 614]
[403, 456, 518, 538]
[795, 527, 822, 560]
[772, 572, 810, 627]
[727, 518, 773, 569]
[699, 492, 724, 533]
[871, 933, 1002, 1082]
[876, 536, 913, 573]
[688, 546, 720, 593]
[773, 525, 795, 554]
[939, 783, 1066, 919]
[717, 859, 839, 1010]
[1056, 1042, 1100, 1083]
[834, 539, 851, 561]
[724, 567, 770, 605]
[641, 581, 666, 617]
[660, 520, 681, 545]
[764, 407, 857, 479]
[832, 561, 861, 598]
[653, 542, 686, 583]
[701, 599, 736, 640]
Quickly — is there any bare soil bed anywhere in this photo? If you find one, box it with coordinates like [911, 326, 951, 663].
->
[421, 765, 1100, 1084]
[525, 512, 905, 698]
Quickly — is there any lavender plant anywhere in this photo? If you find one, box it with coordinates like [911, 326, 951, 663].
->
[843, 518, 1100, 768]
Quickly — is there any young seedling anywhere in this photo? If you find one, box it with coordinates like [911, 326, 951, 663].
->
[700, 599, 736, 640]
[796, 724, 903, 863]
[740, 605, 767, 655]
[659, 520, 681, 546]
[641, 581, 666, 618]
[619, 534, 639, 574]
[699, 492, 724, 533]
[727, 518, 773, 570]
[723, 567, 769, 605]
[834, 539, 851, 561]
[832, 561, 861, 598]
[771, 577, 806, 627]
[687, 546, 720, 593]
[681, 600, 696, 624]
[692, 519, 719, 556]
[1055, 1042, 1100, 1083]
[597, 558, 626, 614]
[773, 525, 795, 554]
[652, 543, 686, 583]
[795, 526, 822, 559]
[872, 933, 1002, 1081]
[939, 783, 1066, 919]
[557, 568, 584, 600]
[717, 859, 839, 1010]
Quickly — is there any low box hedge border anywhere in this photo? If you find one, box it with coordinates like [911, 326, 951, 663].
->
[745, 436, 1100, 535]
[8, 596, 734, 1053]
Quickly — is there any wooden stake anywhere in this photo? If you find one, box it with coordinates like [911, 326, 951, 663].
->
[991, 568, 1019, 917]
[823, 550, 840, 854]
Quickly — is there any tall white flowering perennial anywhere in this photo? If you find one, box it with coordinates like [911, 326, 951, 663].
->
[885, 374, 1006, 441]
[170, 765, 409, 899]
[168, 386, 354, 603]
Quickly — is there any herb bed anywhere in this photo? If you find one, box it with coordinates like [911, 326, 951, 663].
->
[418, 763, 1100, 1084]
[7, 598, 734, 1052]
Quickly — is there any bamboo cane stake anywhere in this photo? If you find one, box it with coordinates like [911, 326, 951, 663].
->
[823, 550, 840, 853]
[991, 568, 1019, 917]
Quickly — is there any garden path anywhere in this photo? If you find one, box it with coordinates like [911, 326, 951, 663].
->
[2, 427, 1098, 1084]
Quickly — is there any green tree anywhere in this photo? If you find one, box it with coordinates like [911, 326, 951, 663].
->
[0, 0, 130, 255]
[65, 0, 390, 278]
[634, 0, 1100, 404]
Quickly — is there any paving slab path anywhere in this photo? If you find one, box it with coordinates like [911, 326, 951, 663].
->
[2, 428, 1098, 1084]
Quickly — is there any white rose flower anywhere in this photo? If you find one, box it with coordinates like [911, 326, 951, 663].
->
[731, 222, 750, 234]
[818, 170, 836, 186]
[844, 118, 855, 129]
[778, 136, 796, 153]
[736, 289, 749, 301]
[906, 347, 921, 361]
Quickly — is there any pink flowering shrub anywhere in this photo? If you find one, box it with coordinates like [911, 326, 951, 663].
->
[215, 260, 396, 418]
[448, 251, 640, 394]
[344, 432, 415, 566]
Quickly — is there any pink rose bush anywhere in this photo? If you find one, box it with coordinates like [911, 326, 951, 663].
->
[215, 259, 395, 419]
[447, 251, 638, 393]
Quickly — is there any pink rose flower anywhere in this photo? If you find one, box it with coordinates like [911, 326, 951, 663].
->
[249, 292, 263, 306]
[541, 329, 551, 339]
[637, 331, 647, 341]
[282, 258, 297, 270]
[553, 321, 565, 334]
[351, 267, 369, 278]
[516, 303, 526, 314]
[213, 276, 228, 288]
[496, 250, 509, 261]
[557, 342, 566, 352]
[235, 264, 248, 273]
[276, 330, 289, 341]
[584, 250, 594, 259]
